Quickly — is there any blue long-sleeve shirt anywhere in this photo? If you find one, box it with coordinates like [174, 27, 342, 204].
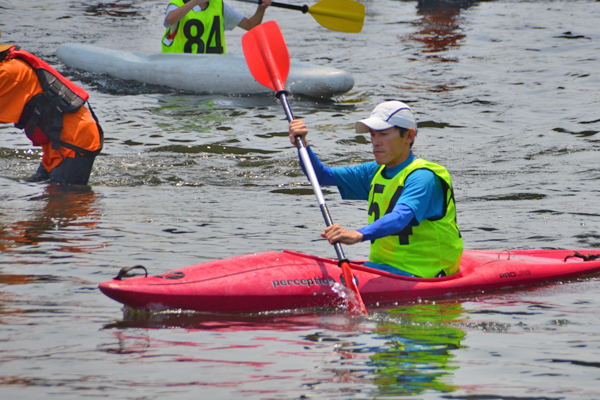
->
[298, 146, 445, 241]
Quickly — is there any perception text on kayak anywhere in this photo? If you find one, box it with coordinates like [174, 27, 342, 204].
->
[272, 276, 336, 289]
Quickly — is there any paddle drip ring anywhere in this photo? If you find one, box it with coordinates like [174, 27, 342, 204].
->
[340, 272, 359, 287]
[275, 90, 288, 99]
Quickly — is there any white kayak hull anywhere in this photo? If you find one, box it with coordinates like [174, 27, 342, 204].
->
[56, 43, 354, 98]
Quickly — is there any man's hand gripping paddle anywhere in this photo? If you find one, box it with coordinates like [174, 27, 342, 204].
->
[242, 21, 368, 315]
[235, 0, 365, 33]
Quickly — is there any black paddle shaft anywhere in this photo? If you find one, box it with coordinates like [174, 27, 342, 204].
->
[261, 0, 309, 13]
[276, 90, 347, 262]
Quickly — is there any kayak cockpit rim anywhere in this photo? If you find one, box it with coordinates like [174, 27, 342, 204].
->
[281, 249, 463, 282]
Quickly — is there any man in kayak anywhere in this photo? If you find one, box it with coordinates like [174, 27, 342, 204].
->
[289, 101, 463, 278]
[0, 31, 103, 185]
[162, 0, 272, 54]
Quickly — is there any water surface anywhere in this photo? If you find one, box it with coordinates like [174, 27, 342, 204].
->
[1, 0, 599, 398]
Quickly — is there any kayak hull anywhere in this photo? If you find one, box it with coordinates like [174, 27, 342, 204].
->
[99, 249, 600, 313]
[56, 43, 354, 98]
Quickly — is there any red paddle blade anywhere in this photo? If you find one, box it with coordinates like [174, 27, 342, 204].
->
[242, 21, 290, 93]
[340, 261, 368, 315]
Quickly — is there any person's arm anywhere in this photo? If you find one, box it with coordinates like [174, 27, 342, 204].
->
[299, 146, 337, 186]
[325, 169, 444, 245]
[357, 169, 444, 241]
[165, 0, 209, 26]
[288, 120, 338, 186]
[236, 0, 272, 30]
[356, 203, 415, 241]
[321, 204, 415, 245]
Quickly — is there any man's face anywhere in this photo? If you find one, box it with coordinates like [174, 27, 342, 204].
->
[370, 126, 413, 168]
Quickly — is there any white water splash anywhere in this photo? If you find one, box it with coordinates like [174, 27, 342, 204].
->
[330, 282, 363, 312]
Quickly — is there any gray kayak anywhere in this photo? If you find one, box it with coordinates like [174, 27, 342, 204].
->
[56, 43, 354, 98]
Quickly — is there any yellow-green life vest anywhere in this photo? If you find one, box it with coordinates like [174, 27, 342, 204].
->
[161, 0, 226, 54]
[367, 159, 463, 278]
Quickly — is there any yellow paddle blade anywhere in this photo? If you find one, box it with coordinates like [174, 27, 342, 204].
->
[308, 0, 365, 33]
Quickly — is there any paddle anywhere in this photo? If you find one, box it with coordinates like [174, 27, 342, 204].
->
[235, 0, 365, 33]
[242, 21, 368, 315]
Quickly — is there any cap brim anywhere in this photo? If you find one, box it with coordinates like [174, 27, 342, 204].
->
[355, 118, 394, 133]
[0, 44, 12, 52]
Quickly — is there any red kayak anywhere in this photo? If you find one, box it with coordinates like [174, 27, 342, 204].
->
[99, 249, 600, 314]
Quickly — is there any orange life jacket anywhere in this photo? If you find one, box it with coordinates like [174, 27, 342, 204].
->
[0, 46, 103, 156]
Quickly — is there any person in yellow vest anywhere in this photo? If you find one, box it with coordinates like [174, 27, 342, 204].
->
[162, 0, 271, 54]
[288, 101, 463, 278]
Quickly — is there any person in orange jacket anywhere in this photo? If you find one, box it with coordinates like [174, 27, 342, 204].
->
[0, 30, 103, 185]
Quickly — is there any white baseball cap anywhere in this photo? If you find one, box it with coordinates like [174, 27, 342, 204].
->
[355, 101, 417, 133]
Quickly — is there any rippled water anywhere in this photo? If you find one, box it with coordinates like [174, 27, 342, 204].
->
[1, 0, 599, 398]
